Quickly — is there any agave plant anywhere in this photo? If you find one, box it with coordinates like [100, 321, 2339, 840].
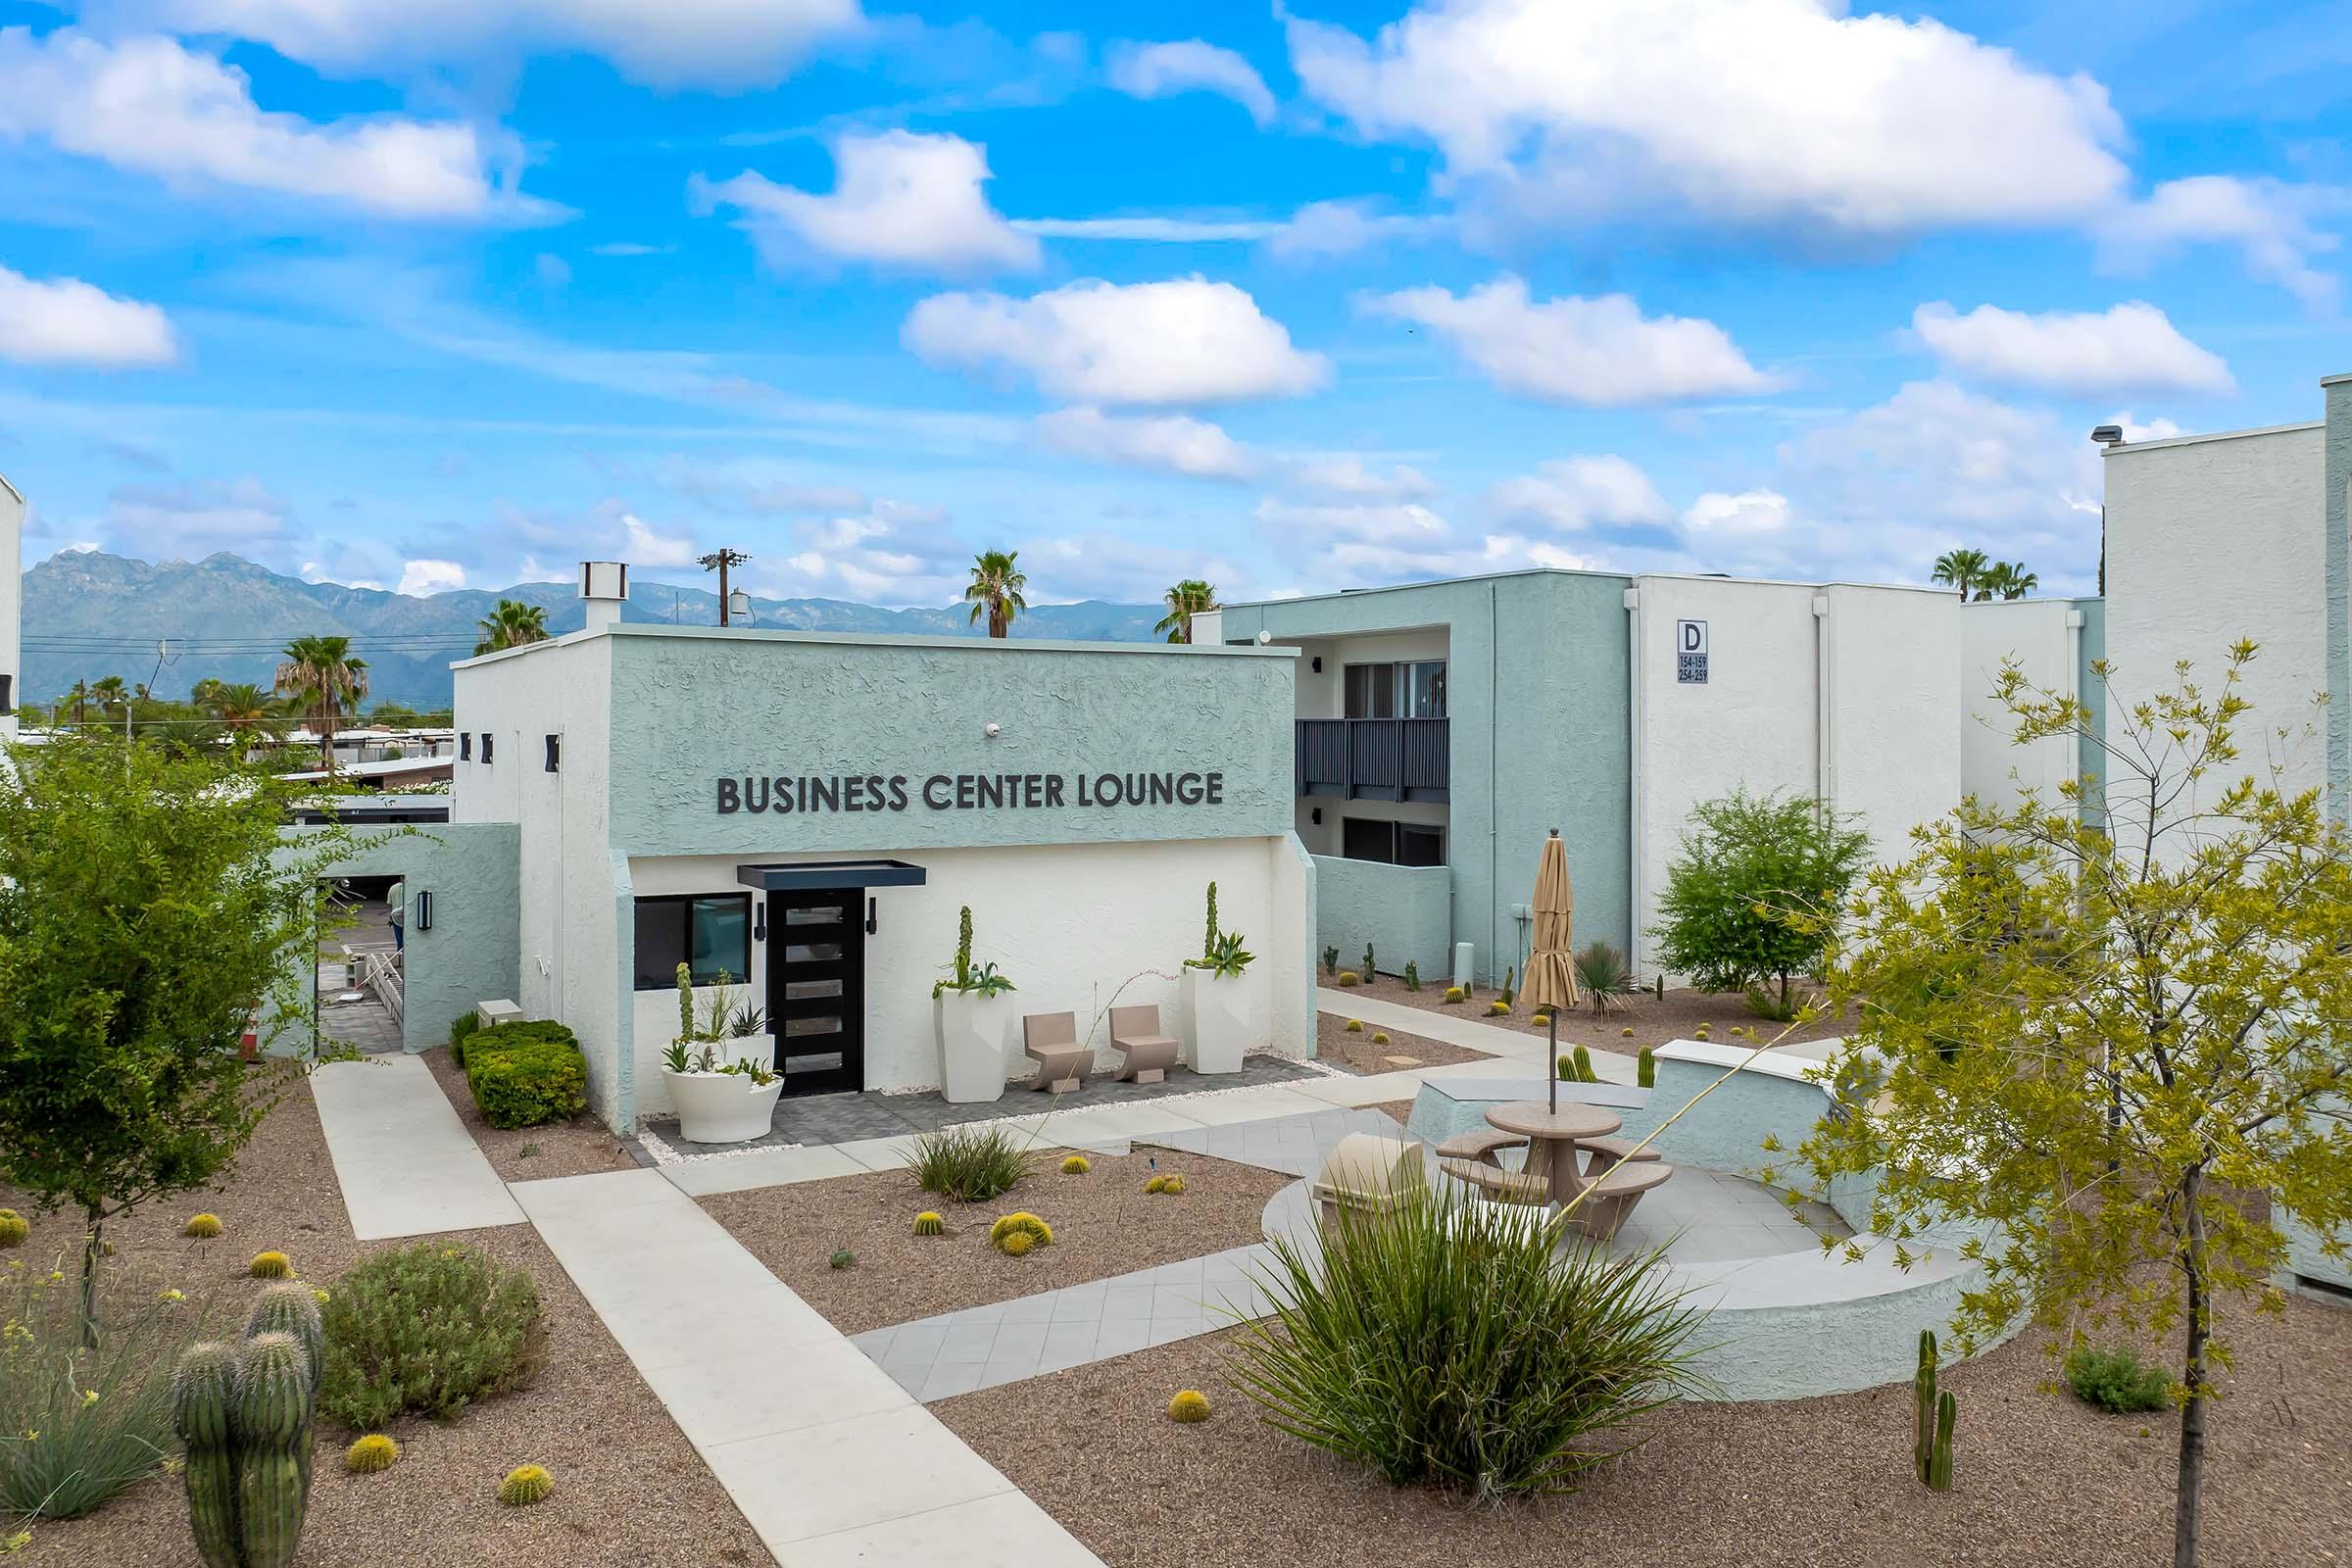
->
[1573, 940, 1637, 1019]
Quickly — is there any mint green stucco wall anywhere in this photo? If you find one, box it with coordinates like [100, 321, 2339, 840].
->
[2325, 375, 2351, 826]
[1310, 856, 1452, 981]
[603, 627, 1298, 854]
[1220, 571, 1635, 985]
[2075, 596, 2107, 817]
[283, 821, 521, 1054]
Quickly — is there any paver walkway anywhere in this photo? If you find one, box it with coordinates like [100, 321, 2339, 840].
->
[514, 1167, 1102, 1567]
[309, 1054, 524, 1240]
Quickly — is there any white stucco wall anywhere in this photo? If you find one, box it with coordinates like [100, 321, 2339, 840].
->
[617, 835, 1307, 1117]
[1961, 599, 2081, 807]
[1288, 628, 1448, 721]
[2104, 425, 2329, 802]
[1823, 583, 1962, 863]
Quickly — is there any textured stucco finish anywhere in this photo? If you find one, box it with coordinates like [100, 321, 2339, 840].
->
[2278, 1204, 2352, 1296]
[1309, 855, 1451, 980]
[2328, 377, 2352, 822]
[1962, 598, 2082, 806]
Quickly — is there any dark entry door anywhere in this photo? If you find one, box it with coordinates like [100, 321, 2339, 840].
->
[767, 890, 863, 1096]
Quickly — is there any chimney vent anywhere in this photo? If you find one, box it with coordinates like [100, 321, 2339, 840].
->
[580, 561, 627, 632]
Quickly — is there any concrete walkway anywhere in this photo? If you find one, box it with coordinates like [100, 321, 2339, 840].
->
[514, 1167, 1102, 1568]
[310, 1055, 524, 1240]
[1318, 988, 1643, 1084]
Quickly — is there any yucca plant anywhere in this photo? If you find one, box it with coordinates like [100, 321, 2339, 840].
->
[1227, 1193, 1706, 1497]
[1573, 941, 1637, 1019]
[906, 1124, 1034, 1203]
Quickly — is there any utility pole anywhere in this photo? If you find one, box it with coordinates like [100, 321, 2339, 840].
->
[699, 548, 751, 626]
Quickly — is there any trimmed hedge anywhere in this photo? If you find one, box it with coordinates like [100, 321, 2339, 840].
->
[454, 1018, 575, 1070]
[460, 1020, 586, 1128]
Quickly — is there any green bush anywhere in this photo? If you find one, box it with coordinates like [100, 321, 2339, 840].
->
[1229, 1193, 1706, 1497]
[455, 1017, 577, 1071]
[446, 1009, 479, 1057]
[2063, 1346, 2172, 1414]
[465, 1036, 587, 1129]
[318, 1243, 545, 1429]
[907, 1124, 1034, 1203]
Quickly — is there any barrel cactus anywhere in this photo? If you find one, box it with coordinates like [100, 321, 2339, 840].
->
[1343, 1018, 1363, 1033]
[171, 1342, 242, 1568]
[998, 1231, 1036, 1257]
[1155, 1174, 1187, 1196]
[241, 1284, 322, 1396]
[828, 1249, 856, 1270]
[232, 1331, 314, 1568]
[344, 1435, 399, 1475]
[1444, 986, 1465, 1004]
[498, 1464, 554, 1506]
[989, 1212, 1053, 1250]
[247, 1251, 293, 1280]
[1166, 1390, 1210, 1423]
[1336, 970, 1360, 987]
[184, 1213, 224, 1240]
[1059, 1154, 1091, 1175]
[1372, 1032, 1390, 1045]
[1487, 1000, 1510, 1017]
[912, 1211, 945, 1237]
[0, 1208, 26, 1248]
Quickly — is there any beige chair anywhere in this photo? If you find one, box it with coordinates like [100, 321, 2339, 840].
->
[1566, 1162, 1674, 1240]
[1439, 1157, 1546, 1205]
[1106, 1004, 1181, 1084]
[1435, 1127, 1528, 1167]
[1021, 1011, 1090, 1094]
[1578, 1136, 1663, 1180]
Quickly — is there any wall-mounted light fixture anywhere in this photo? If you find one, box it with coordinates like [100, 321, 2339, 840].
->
[984, 721, 1002, 738]
[865, 896, 879, 936]
[1311, 807, 1322, 825]
[480, 732, 495, 765]
[1310, 657, 1322, 673]
[544, 735, 561, 772]
[753, 900, 766, 942]
[415, 890, 433, 932]
[460, 733, 472, 761]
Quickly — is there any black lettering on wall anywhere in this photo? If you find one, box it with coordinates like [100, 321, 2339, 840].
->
[1045, 774, 1065, 807]
[890, 775, 910, 810]
[716, 777, 740, 813]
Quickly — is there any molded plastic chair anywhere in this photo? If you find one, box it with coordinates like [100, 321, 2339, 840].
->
[1106, 1004, 1181, 1084]
[1021, 1010, 1090, 1094]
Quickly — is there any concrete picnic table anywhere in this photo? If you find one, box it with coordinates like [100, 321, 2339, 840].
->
[1483, 1101, 1623, 1205]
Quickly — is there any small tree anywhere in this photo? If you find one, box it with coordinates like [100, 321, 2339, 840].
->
[0, 734, 363, 1335]
[1648, 787, 1869, 1013]
[1802, 644, 2352, 1568]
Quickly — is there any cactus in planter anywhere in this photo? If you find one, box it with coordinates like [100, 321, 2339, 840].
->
[1914, 1329, 1956, 1491]
[241, 1284, 322, 1396]
[1638, 1046, 1656, 1088]
[1201, 882, 1220, 960]
[1402, 960, 1420, 991]
[1321, 945, 1339, 976]
[172, 1342, 241, 1568]
[233, 1331, 314, 1568]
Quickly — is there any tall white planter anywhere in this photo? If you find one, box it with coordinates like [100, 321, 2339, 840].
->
[1179, 966, 1251, 1075]
[935, 992, 1012, 1103]
[663, 1069, 784, 1145]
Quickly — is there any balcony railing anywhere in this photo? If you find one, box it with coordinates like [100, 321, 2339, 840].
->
[1297, 717, 1448, 802]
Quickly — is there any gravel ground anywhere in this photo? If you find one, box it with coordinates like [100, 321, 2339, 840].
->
[700, 1146, 1291, 1335]
[1363, 1100, 1416, 1128]
[1339, 973, 1852, 1061]
[420, 1045, 638, 1183]
[3, 1078, 766, 1568]
[939, 1298, 2352, 1568]
[1313, 1012, 1494, 1074]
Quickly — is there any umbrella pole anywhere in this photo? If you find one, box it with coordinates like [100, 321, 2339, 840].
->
[1547, 1012, 1558, 1115]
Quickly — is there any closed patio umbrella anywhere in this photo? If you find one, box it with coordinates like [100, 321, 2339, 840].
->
[1523, 828, 1583, 1115]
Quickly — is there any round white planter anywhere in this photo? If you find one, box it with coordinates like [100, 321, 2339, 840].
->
[1178, 966, 1251, 1075]
[664, 1068, 785, 1144]
[935, 992, 1012, 1103]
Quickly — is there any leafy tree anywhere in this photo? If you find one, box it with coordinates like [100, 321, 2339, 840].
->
[0, 735, 366, 1335]
[1154, 578, 1219, 644]
[963, 550, 1028, 639]
[1930, 547, 1990, 600]
[274, 634, 368, 773]
[473, 598, 551, 657]
[1801, 643, 2352, 1568]
[1647, 787, 1870, 1014]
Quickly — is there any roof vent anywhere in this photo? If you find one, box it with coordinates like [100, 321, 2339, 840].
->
[580, 561, 628, 633]
[2090, 424, 2126, 447]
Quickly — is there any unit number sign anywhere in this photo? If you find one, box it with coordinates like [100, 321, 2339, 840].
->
[1676, 619, 1709, 685]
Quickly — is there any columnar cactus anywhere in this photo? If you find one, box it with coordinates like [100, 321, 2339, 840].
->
[241, 1283, 322, 1397]
[1402, 960, 1419, 992]
[1914, 1329, 1956, 1491]
[233, 1332, 315, 1568]
[1202, 882, 1219, 960]
[1638, 1046, 1656, 1089]
[172, 1342, 242, 1568]
[675, 960, 695, 1043]
[1573, 1045, 1594, 1084]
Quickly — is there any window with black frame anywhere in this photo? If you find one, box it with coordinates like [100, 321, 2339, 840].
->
[1344, 660, 1447, 719]
[632, 894, 753, 990]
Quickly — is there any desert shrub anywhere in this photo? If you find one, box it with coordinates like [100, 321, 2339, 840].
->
[0, 1252, 215, 1519]
[909, 1124, 1034, 1203]
[455, 1018, 577, 1071]
[1574, 941, 1637, 1018]
[1230, 1193, 1705, 1497]
[465, 1036, 587, 1129]
[318, 1243, 546, 1429]
[447, 1010, 479, 1057]
[1649, 787, 1868, 1015]
[2064, 1346, 2172, 1414]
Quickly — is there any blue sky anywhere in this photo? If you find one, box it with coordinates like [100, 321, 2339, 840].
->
[0, 0, 2347, 609]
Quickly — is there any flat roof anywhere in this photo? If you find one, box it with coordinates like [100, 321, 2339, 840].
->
[453, 621, 1298, 669]
[1223, 564, 1978, 614]
[2101, 419, 2325, 456]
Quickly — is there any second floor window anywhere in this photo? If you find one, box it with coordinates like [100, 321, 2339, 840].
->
[1344, 660, 1447, 719]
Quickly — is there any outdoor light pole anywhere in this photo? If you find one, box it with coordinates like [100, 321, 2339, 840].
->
[699, 548, 751, 626]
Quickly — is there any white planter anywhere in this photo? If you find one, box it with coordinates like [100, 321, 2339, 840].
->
[1179, 966, 1251, 1075]
[664, 1068, 784, 1144]
[935, 992, 1012, 1103]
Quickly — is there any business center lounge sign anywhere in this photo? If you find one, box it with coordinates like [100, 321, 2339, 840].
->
[716, 770, 1228, 815]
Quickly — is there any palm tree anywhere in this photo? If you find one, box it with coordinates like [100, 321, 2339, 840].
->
[1154, 579, 1220, 645]
[145, 716, 224, 757]
[206, 681, 288, 758]
[188, 675, 226, 711]
[963, 550, 1028, 639]
[1997, 563, 2037, 601]
[90, 675, 126, 713]
[62, 679, 91, 727]
[274, 635, 368, 773]
[474, 598, 551, 657]
[1930, 548, 1990, 600]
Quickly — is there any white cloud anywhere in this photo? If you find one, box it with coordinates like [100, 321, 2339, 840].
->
[1033, 407, 1259, 480]
[1288, 455, 1436, 503]
[2096, 175, 2342, 314]
[2107, 412, 2184, 443]
[1015, 531, 1250, 605]
[589, 241, 672, 258]
[1366, 276, 1777, 406]
[621, 512, 697, 568]
[1910, 300, 2233, 396]
[0, 264, 178, 368]
[0, 28, 539, 220]
[1254, 496, 1454, 546]
[1107, 39, 1277, 126]
[396, 558, 466, 596]
[1287, 0, 2127, 234]
[1267, 199, 1439, 259]
[106, 477, 288, 560]
[904, 276, 1329, 406]
[1488, 456, 1672, 531]
[108, 0, 863, 91]
[696, 131, 1039, 273]
[1011, 217, 1280, 242]
[758, 501, 966, 607]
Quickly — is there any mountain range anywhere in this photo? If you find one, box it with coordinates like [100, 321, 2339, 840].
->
[23, 552, 1168, 710]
